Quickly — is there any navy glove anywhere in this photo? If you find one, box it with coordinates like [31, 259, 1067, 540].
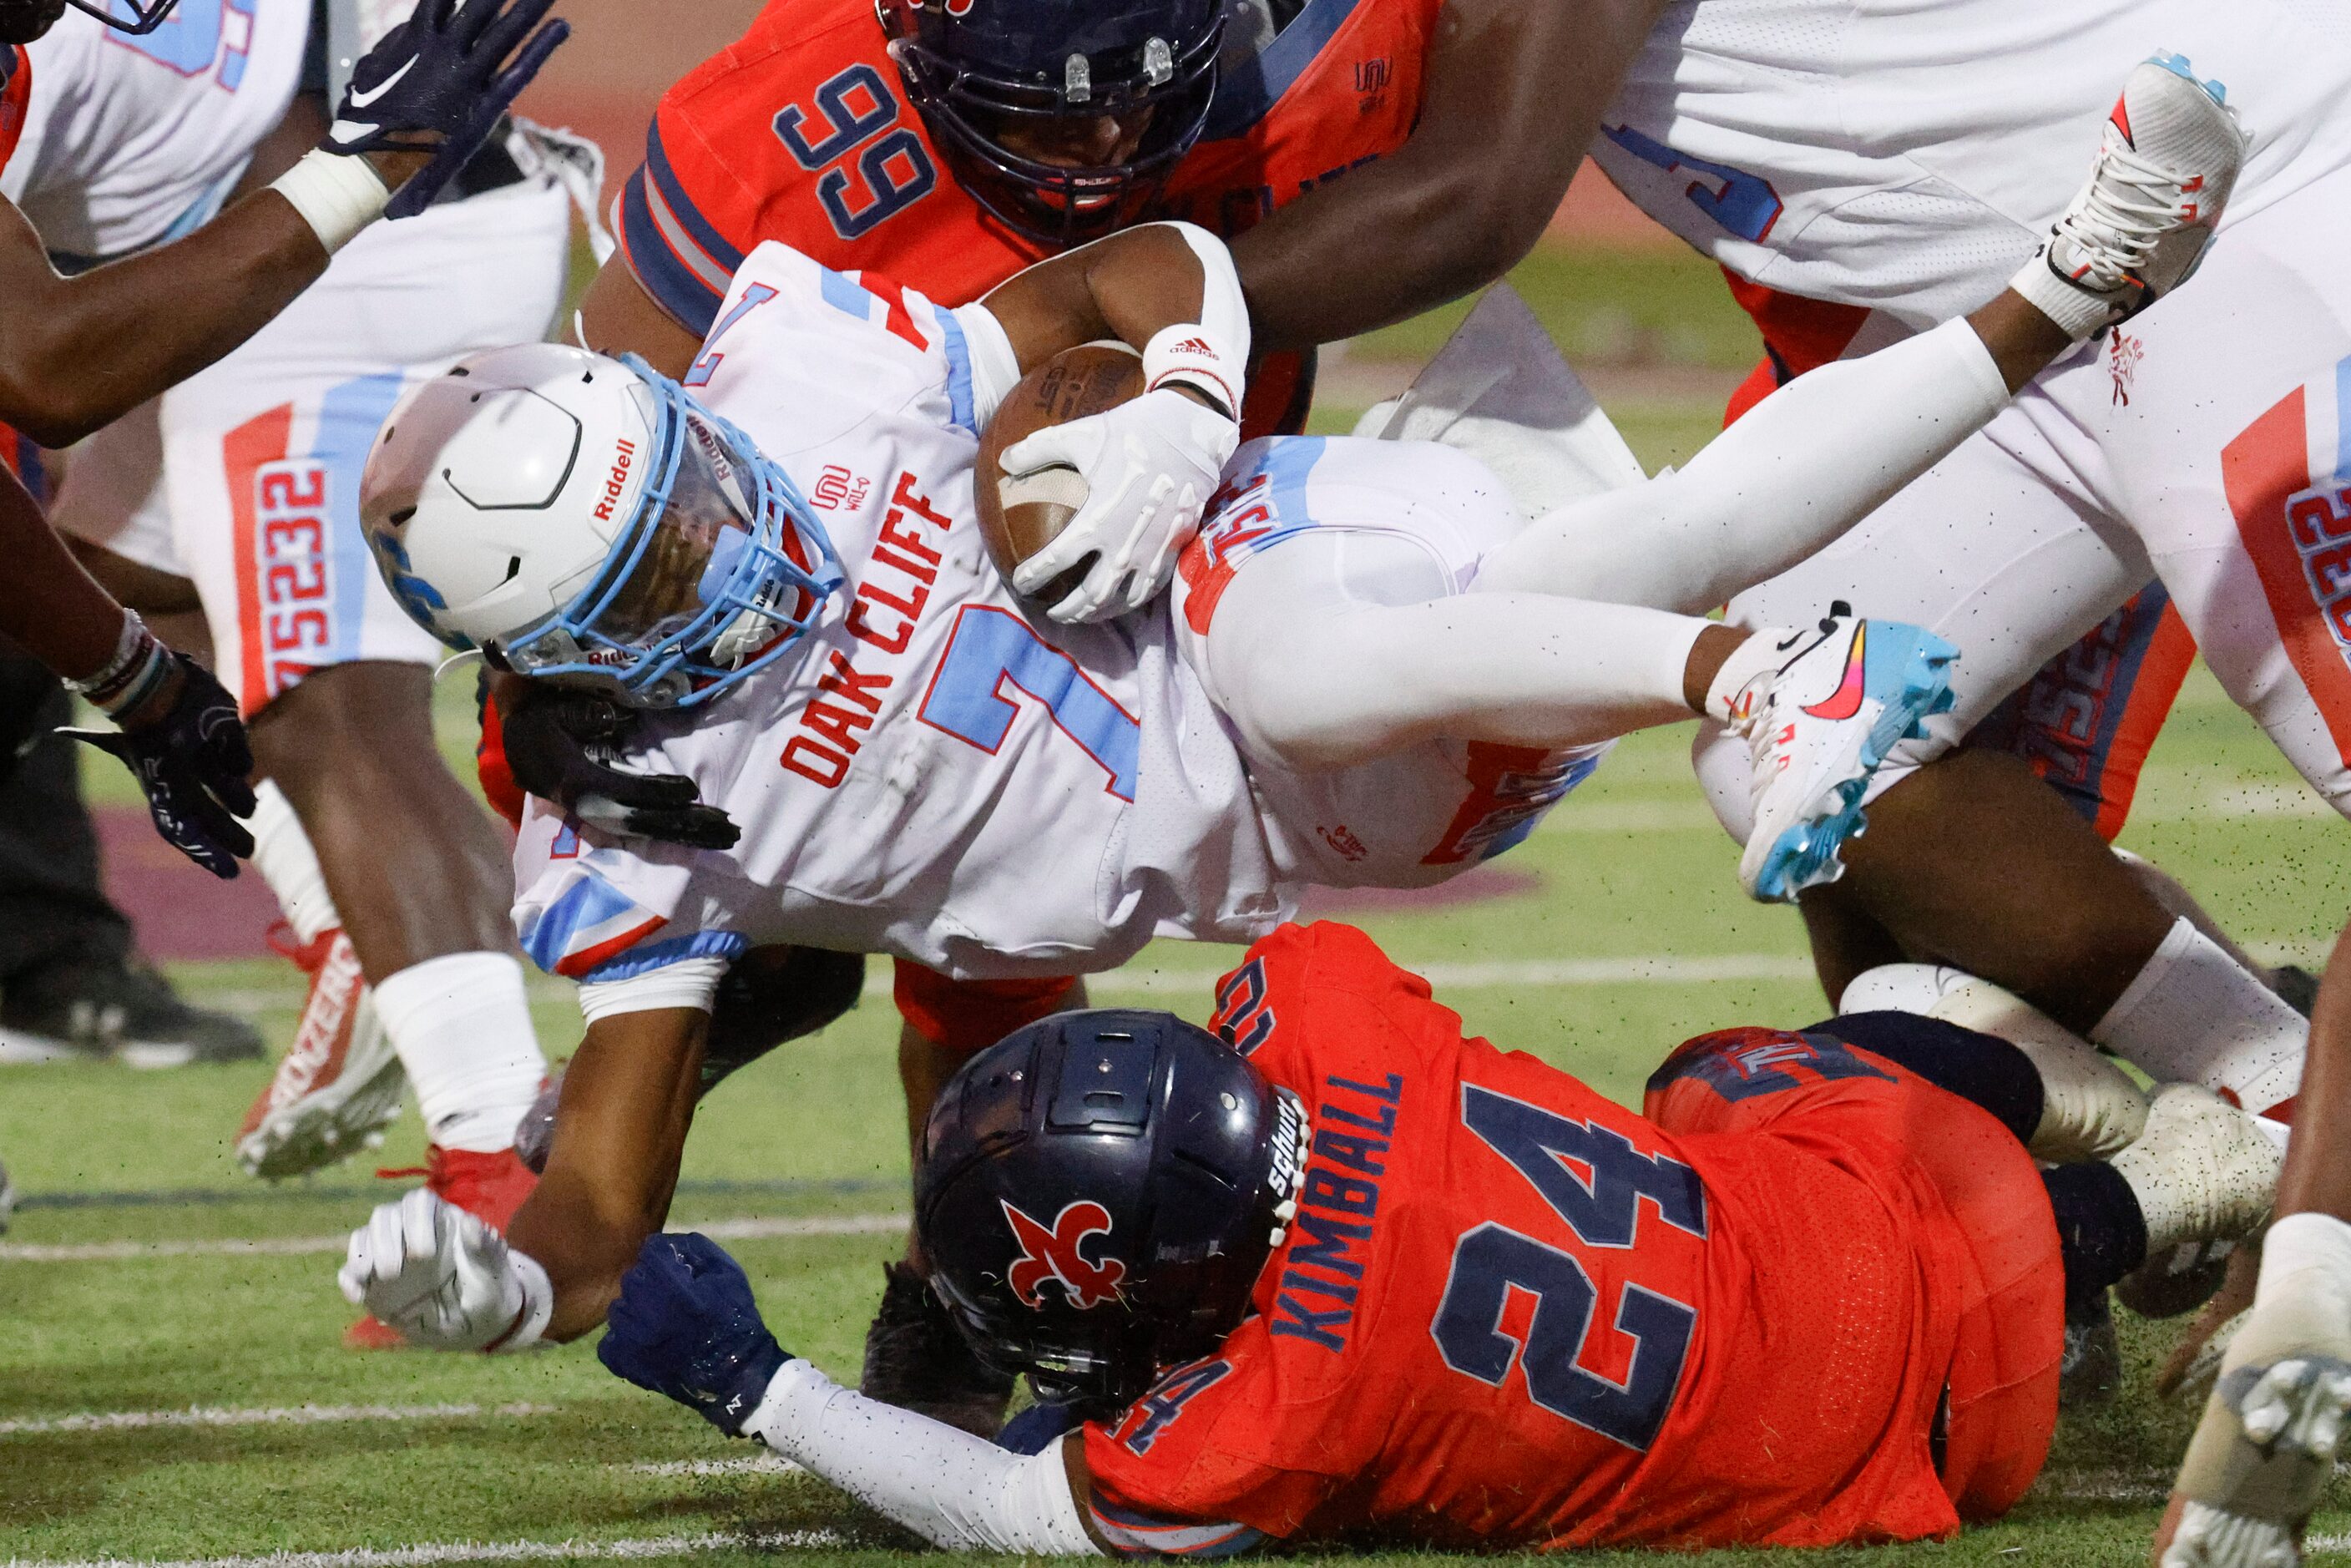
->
[66, 655, 255, 880]
[498, 680, 740, 851]
[995, 1399, 1085, 1454]
[326, 0, 570, 219]
[600, 1232, 788, 1435]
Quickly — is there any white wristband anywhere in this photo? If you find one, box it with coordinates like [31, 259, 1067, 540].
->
[1142, 321, 1245, 422]
[270, 148, 391, 255]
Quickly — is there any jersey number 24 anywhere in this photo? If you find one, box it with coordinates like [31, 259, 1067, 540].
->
[1430, 1085, 1706, 1452]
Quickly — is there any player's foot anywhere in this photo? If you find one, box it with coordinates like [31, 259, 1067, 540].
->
[0, 956, 263, 1068]
[2113, 1085, 2283, 1260]
[861, 1261, 1016, 1438]
[1841, 963, 2147, 1161]
[346, 1144, 538, 1352]
[236, 925, 404, 1180]
[2060, 1289, 2124, 1409]
[1733, 608, 1957, 903]
[2010, 53, 2246, 341]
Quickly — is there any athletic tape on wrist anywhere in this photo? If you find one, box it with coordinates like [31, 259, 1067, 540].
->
[270, 148, 391, 255]
[2258, 1211, 2351, 1306]
[1141, 322, 1243, 422]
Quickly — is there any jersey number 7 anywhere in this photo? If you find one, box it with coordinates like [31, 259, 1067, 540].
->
[1428, 1085, 1706, 1452]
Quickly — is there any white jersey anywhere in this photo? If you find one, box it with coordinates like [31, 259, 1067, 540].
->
[3, 0, 307, 265]
[1594, 0, 2351, 326]
[513, 242, 1285, 985]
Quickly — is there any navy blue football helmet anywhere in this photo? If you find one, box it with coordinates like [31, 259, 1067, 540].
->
[879, 0, 1222, 246]
[918, 1009, 1307, 1410]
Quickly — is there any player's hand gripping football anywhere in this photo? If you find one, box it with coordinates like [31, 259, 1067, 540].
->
[497, 680, 741, 851]
[339, 1189, 553, 1353]
[1000, 387, 1239, 624]
[65, 654, 256, 880]
[600, 1232, 789, 1435]
[325, 0, 571, 218]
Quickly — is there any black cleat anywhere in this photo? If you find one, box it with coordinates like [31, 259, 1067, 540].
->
[2060, 1289, 2122, 1408]
[860, 1261, 1015, 1438]
[0, 957, 261, 1068]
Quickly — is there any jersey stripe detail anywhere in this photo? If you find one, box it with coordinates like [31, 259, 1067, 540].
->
[645, 120, 749, 278]
[518, 867, 668, 979]
[2222, 374, 2351, 772]
[578, 929, 750, 984]
[617, 124, 753, 336]
[1202, 0, 1363, 140]
[1088, 1496, 1267, 1559]
[933, 305, 976, 435]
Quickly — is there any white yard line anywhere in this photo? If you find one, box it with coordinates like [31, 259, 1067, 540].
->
[0, 1213, 908, 1265]
[621, 1457, 804, 1478]
[0, 1531, 842, 1568]
[0, 1402, 556, 1438]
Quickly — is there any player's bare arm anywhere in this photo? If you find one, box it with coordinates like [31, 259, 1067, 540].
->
[0, 0, 565, 448]
[2154, 913, 2351, 1568]
[343, 1003, 708, 1349]
[1229, 0, 1670, 352]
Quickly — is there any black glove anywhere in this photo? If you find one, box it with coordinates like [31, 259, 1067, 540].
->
[501, 683, 741, 851]
[600, 1232, 789, 1435]
[326, 0, 570, 220]
[66, 655, 256, 880]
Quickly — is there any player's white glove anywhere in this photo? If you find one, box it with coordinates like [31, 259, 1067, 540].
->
[2161, 1212, 2351, 1567]
[1000, 387, 1239, 625]
[338, 1189, 553, 1353]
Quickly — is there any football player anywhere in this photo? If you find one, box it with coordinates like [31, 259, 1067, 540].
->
[28, 0, 589, 1341]
[332, 89, 2230, 1355]
[0, 0, 562, 880]
[2156, 913, 2351, 1568]
[478, 0, 1627, 1429]
[593, 920, 2278, 1555]
[1584, 18, 2351, 1143]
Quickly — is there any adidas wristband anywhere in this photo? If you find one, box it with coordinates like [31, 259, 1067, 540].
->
[1142, 322, 1244, 422]
[271, 148, 392, 256]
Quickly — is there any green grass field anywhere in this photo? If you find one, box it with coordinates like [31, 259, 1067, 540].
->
[6, 245, 2351, 1567]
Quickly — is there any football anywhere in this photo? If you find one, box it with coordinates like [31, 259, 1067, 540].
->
[974, 341, 1144, 608]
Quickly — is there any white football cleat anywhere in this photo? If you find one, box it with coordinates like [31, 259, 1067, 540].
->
[2113, 1085, 2283, 1260]
[235, 925, 404, 1180]
[2013, 52, 2247, 340]
[1839, 963, 2147, 1161]
[1732, 609, 1957, 903]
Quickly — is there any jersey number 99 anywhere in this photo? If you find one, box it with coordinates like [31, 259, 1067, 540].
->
[772, 65, 938, 242]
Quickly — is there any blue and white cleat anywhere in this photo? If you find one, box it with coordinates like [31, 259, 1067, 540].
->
[1734, 608, 1956, 903]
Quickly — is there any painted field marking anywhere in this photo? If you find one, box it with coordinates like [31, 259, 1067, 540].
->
[0, 1402, 556, 1438]
[622, 1456, 804, 1478]
[0, 1530, 843, 1568]
[0, 1213, 908, 1265]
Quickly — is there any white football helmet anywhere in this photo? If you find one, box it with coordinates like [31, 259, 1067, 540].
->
[361, 343, 843, 709]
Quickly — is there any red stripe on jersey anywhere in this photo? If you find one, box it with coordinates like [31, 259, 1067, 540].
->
[853, 271, 925, 352]
[0, 47, 28, 173]
[554, 914, 668, 979]
[225, 404, 296, 716]
[2222, 385, 2351, 771]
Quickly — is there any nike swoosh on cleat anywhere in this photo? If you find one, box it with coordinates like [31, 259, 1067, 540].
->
[346, 56, 417, 109]
[1800, 622, 1870, 721]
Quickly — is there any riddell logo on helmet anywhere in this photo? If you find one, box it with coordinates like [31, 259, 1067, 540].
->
[594, 439, 638, 523]
[1002, 1199, 1127, 1310]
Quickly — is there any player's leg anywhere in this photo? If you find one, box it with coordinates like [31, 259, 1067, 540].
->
[162, 180, 570, 1280]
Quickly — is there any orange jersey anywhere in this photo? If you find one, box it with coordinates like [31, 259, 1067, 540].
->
[1080, 922, 2055, 1553]
[613, 0, 1441, 436]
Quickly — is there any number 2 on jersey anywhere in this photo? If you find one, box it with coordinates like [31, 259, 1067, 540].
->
[918, 606, 1140, 800]
[1429, 1085, 1706, 1452]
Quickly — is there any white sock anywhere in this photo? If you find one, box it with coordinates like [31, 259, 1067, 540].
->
[2091, 917, 2307, 1115]
[249, 781, 342, 943]
[372, 953, 547, 1154]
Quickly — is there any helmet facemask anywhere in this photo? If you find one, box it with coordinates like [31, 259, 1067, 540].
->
[494, 361, 844, 710]
[62, 0, 179, 35]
